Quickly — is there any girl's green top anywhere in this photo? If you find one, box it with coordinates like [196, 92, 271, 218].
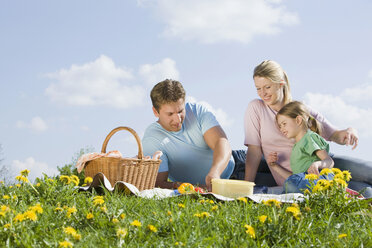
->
[290, 130, 329, 174]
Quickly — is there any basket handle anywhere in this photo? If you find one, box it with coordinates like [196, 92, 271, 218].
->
[101, 126, 144, 159]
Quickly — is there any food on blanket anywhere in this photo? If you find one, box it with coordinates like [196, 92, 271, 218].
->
[194, 187, 205, 194]
[211, 179, 255, 198]
[177, 183, 195, 194]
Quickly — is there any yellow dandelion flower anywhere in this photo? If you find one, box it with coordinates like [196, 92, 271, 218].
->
[338, 233, 347, 239]
[131, 220, 142, 227]
[208, 200, 215, 204]
[120, 213, 126, 219]
[237, 197, 247, 203]
[24, 210, 37, 221]
[147, 224, 158, 232]
[333, 178, 348, 188]
[20, 169, 30, 176]
[86, 213, 94, 219]
[59, 240, 73, 248]
[93, 198, 105, 206]
[320, 168, 332, 176]
[331, 168, 342, 175]
[48, 178, 55, 183]
[286, 206, 301, 220]
[13, 213, 25, 222]
[3, 223, 11, 228]
[116, 228, 128, 238]
[194, 213, 201, 217]
[305, 174, 319, 180]
[167, 211, 172, 216]
[178, 203, 185, 208]
[64, 227, 77, 235]
[169, 218, 173, 223]
[55, 207, 63, 212]
[100, 206, 107, 212]
[16, 184, 21, 188]
[112, 218, 119, 223]
[73, 233, 81, 241]
[342, 171, 352, 181]
[199, 199, 205, 204]
[262, 199, 282, 207]
[0, 212, 5, 217]
[1, 205, 10, 212]
[13, 195, 17, 199]
[60, 175, 71, 184]
[244, 225, 256, 239]
[258, 215, 268, 223]
[84, 177, 93, 184]
[66, 207, 77, 218]
[3, 195, 10, 200]
[211, 206, 218, 211]
[29, 203, 43, 214]
[70, 175, 79, 186]
[334, 173, 344, 180]
[36, 183, 41, 187]
[201, 212, 211, 218]
[16, 176, 29, 183]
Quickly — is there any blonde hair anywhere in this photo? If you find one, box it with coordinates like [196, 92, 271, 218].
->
[253, 60, 292, 104]
[276, 101, 322, 135]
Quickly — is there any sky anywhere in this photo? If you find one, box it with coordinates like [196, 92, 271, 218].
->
[1, 0, 372, 182]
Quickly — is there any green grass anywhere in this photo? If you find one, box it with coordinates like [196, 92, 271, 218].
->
[0, 171, 371, 248]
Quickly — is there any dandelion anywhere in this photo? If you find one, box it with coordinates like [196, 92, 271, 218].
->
[244, 225, 256, 239]
[237, 197, 247, 203]
[331, 168, 342, 175]
[147, 224, 158, 232]
[3, 223, 11, 228]
[262, 199, 281, 208]
[1, 205, 10, 212]
[131, 220, 142, 227]
[342, 171, 352, 181]
[316, 179, 331, 190]
[338, 233, 347, 239]
[112, 218, 119, 223]
[258, 215, 268, 223]
[55, 207, 63, 212]
[64, 227, 77, 235]
[73, 233, 81, 241]
[86, 213, 94, 219]
[3, 195, 10, 200]
[20, 169, 30, 177]
[36, 183, 41, 187]
[167, 211, 172, 216]
[120, 213, 126, 219]
[320, 168, 332, 176]
[13, 213, 25, 222]
[0, 212, 5, 217]
[286, 206, 301, 220]
[334, 173, 344, 180]
[100, 206, 107, 213]
[305, 174, 319, 180]
[117, 228, 128, 238]
[194, 212, 210, 218]
[211, 206, 218, 211]
[66, 207, 77, 218]
[84, 177, 93, 184]
[59, 240, 73, 248]
[60, 175, 71, 184]
[70, 175, 79, 186]
[208, 200, 215, 204]
[178, 203, 185, 208]
[24, 210, 37, 221]
[199, 199, 205, 204]
[29, 203, 43, 214]
[15, 175, 29, 183]
[93, 198, 105, 206]
[16, 184, 21, 188]
[333, 178, 348, 188]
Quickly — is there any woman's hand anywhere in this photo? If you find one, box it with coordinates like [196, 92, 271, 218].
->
[331, 127, 358, 150]
[267, 152, 278, 166]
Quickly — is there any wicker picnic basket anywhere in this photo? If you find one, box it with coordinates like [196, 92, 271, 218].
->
[83, 126, 161, 191]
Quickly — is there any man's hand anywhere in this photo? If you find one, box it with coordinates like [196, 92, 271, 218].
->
[331, 127, 358, 150]
[267, 152, 278, 166]
[205, 171, 220, 192]
[307, 162, 320, 175]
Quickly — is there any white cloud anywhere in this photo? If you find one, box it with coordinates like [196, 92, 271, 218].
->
[141, 0, 299, 43]
[187, 96, 234, 128]
[340, 83, 372, 103]
[45, 55, 145, 109]
[303, 93, 372, 137]
[139, 58, 180, 85]
[11, 157, 59, 182]
[16, 116, 48, 132]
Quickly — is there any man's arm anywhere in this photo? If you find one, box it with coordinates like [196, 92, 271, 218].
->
[204, 125, 232, 191]
[330, 127, 358, 150]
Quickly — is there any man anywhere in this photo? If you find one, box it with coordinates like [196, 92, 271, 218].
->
[142, 79, 246, 191]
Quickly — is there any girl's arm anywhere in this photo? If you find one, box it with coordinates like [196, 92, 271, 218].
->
[307, 150, 334, 175]
[267, 152, 292, 179]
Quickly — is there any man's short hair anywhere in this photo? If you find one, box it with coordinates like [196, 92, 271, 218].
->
[150, 79, 186, 111]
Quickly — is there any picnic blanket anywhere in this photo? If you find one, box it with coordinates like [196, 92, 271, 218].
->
[78, 173, 305, 203]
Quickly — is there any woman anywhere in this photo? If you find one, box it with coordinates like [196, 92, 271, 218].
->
[244, 60, 371, 195]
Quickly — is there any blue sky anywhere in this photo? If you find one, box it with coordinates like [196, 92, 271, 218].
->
[1, 0, 372, 182]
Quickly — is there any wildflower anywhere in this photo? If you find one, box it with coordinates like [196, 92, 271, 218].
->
[13, 195, 17, 199]
[16, 184, 21, 188]
[84, 177, 93, 184]
[342, 171, 352, 181]
[112, 218, 119, 223]
[64, 227, 77, 235]
[117, 228, 128, 238]
[333, 178, 348, 188]
[20, 169, 30, 177]
[36, 183, 41, 187]
[1, 205, 10, 212]
[208, 200, 215, 204]
[93, 198, 105, 206]
[66, 207, 77, 218]
[178, 203, 185, 208]
[237, 197, 247, 203]
[24, 210, 37, 221]
[55, 207, 64, 212]
[59, 240, 73, 248]
[73, 233, 81, 241]
[120, 213, 126, 219]
[131, 220, 142, 227]
[3, 223, 11, 228]
[320, 168, 332, 176]
[15, 175, 29, 183]
[194, 212, 210, 218]
[211, 206, 218, 211]
[29, 203, 43, 214]
[244, 225, 256, 239]
[86, 213, 94, 219]
[316, 179, 331, 190]
[169, 218, 173, 223]
[258, 215, 268, 223]
[0, 212, 5, 217]
[60, 175, 71, 184]
[334, 173, 344, 180]
[338, 233, 347, 239]
[13, 213, 25, 222]
[305, 174, 319, 180]
[331, 168, 342, 175]
[199, 199, 205, 204]
[312, 184, 323, 193]
[100, 206, 107, 212]
[286, 206, 301, 220]
[147, 224, 158, 232]
[70, 175, 79, 186]
[167, 211, 172, 216]
[3, 195, 10, 200]
[262, 199, 281, 208]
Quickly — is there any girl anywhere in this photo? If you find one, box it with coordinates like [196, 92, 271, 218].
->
[268, 101, 334, 193]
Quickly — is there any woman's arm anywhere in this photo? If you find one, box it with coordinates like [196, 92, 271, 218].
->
[307, 150, 334, 175]
[330, 127, 358, 150]
[245, 145, 263, 182]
